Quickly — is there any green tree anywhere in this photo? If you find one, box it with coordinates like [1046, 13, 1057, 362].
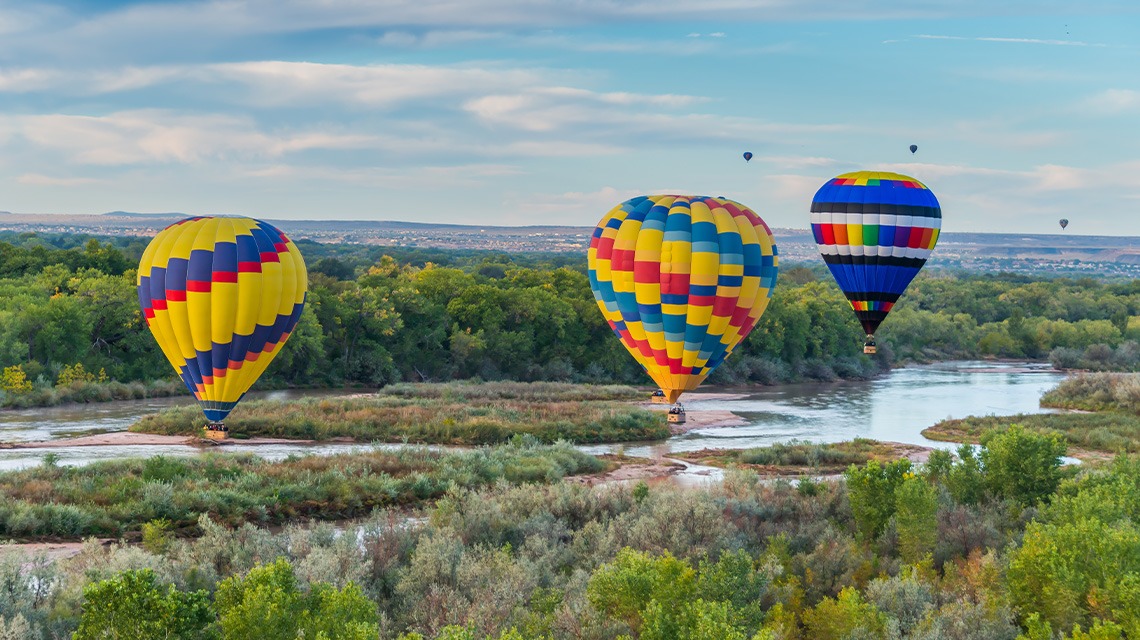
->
[845, 459, 912, 540]
[73, 569, 214, 640]
[895, 474, 939, 564]
[980, 425, 1067, 505]
[586, 548, 696, 634]
[215, 558, 379, 640]
[801, 587, 890, 640]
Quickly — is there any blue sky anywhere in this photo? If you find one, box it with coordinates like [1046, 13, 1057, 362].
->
[1, 1, 1138, 233]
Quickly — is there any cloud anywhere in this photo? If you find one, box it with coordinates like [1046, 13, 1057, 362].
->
[11, 111, 395, 165]
[914, 34, 1104, 46]
[1081, 89, 1140, 114]
[238, 162, 526, 188]
[208, 60, 545, 109]
[5, 1, 1132, 66]
[503, 186, 643, 220]
[16, 173, 102, 186]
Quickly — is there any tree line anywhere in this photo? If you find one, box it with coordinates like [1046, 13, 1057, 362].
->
[2, 234, 1140, 401]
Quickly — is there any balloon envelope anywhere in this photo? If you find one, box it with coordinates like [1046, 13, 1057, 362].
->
[1059, 218, 1069, 230]
[743, 151, 753, 161]
[588, 195, 778, 403]
[137, 217, 308, 422]
[810, 171, 940, 338]
[909, 144, 918, 154]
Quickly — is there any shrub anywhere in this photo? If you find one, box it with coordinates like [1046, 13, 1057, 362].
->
[0, 366, 32, 395]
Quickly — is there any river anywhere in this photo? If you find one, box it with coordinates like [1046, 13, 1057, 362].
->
[0, 362, 1064, 471]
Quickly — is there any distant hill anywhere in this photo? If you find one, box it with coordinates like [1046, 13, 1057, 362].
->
[102, 211, 186, 218]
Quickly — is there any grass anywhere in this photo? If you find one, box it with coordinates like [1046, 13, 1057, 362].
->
[132, 381, 667, 445]
[922, 413, 1140, 458]
[2, 379, 188, 409]
[0, 439, 604, 540]
[674, 438, 919, 475]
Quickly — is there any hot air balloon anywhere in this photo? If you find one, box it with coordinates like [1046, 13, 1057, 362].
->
[743, 152, 753, 162]
[587, 195, 778, 404]
[909, 144, 918, 154]
[810, 171, 940, 354]
[1059, 218, 1069, 230]
[137, 217, 307, 438]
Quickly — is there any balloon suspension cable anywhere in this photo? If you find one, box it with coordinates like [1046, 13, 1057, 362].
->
[863, 334, 877, 355]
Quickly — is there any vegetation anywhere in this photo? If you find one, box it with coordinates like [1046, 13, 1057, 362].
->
[4, 426, 1138, 638]
[674, 439, 918, 475]
[925, 372, 1140, 458]
[926, 413, 1140, 458]
[1039, 372, 1140, 413]
[131, 382, 666, 444]
[5, 231, 1140, 412]
[0, 439, 602, 540]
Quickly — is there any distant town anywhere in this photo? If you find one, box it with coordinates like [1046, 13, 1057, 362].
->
[1, 210, 1138, 279]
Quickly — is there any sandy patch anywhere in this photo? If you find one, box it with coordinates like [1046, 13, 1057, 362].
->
[640, 406, 747, 435]
[566, 456, 686, 486]
[0, 540, 113, 562]
[3, 432, 196, 448]
[213, 437, 318, 446]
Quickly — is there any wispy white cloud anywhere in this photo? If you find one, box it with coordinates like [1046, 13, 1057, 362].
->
[914, 34, 1104, 46]
[207, 60, 544, 108]
[16, 173, 103, 186]
[1081, 89, 1140, 114]
[11, 111, 400, 165]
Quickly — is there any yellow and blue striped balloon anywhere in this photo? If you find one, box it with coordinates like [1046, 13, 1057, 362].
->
[588, 195, 778, 403]
[137, 217, 307, 423]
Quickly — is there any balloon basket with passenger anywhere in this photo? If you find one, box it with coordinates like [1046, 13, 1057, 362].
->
[863, 335, 877, 355]
[666, 404, 687, 425]
[203, 422, 229, 441]
[650, 390, 670, 404]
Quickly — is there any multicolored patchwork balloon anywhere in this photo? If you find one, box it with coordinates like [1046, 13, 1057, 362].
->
[810, 171, 941, 352]
[588, 195, 779, 403]
[137, 217, 307, 424]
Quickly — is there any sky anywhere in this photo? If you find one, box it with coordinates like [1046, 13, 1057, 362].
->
[0, 1, 1138, 233]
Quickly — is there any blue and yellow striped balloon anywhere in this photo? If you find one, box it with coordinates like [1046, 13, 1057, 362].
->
[588, 195, 778, 403]
[137, 217, 307, 423]
[810, 171, 940, 345]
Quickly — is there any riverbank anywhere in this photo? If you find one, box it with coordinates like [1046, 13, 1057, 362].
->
[0, 431, 325, 448]
[922, 413, 1131, 461]
[1, 379, 188, 410]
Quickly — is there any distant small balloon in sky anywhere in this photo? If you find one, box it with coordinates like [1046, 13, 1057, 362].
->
[909, 144, 918, 154]
[1060, 218, 1069, 230]
[743, 151, 753, 162]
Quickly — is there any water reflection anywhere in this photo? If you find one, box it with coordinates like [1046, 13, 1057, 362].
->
[580, 361, 1064, 458]
[0, 363, 1064, 471]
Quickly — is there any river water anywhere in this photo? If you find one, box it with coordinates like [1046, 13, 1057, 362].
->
[0, 362, 1064, 471]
